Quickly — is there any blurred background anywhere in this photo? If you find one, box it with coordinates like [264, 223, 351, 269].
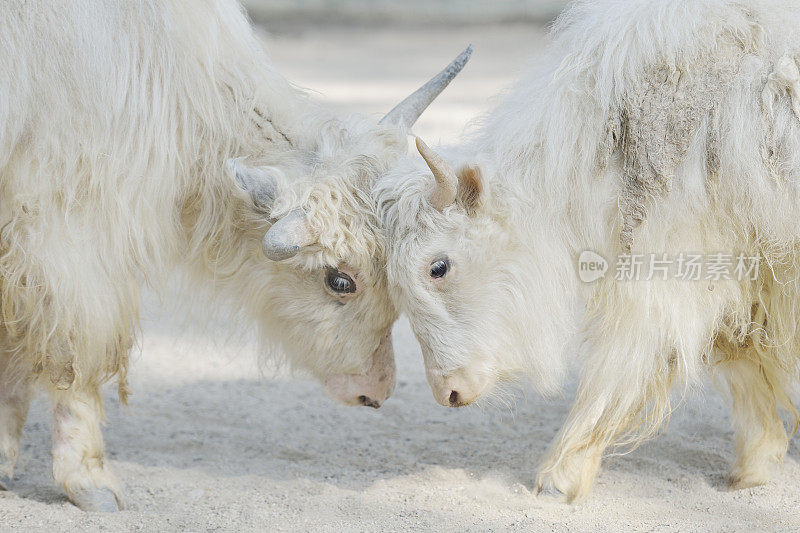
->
[244, 0, 567, 25]
[242, 0, 567, 143]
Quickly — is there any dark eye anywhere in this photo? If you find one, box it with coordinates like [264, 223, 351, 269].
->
[325, 268, 356, 294]
[429, 258, 450, 279]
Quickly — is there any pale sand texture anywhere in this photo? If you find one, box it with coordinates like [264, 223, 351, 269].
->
[1, 22, 799, 533]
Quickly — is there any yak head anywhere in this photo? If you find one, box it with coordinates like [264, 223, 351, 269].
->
[226, 47, 472, 408]
[375, 137, 575, 408]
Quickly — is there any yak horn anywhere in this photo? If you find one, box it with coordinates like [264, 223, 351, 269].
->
[416, 137, 457, 211]
[262, 209, 317, 261]
[379, 44, 473, 129]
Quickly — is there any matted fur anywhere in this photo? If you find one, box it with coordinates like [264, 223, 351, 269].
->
[0, 0, 403, 507]
[377, 0, 800, 501]
[0, 0, 401, 394]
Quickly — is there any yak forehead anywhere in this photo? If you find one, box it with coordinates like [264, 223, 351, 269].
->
[284, 119, 408, 270]
[376, 161, 439, 238]
[301, 175, 386, 272]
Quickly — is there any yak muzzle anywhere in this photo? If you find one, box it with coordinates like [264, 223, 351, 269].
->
[425, 364, 491, 407]
[324, 334, 395, 408]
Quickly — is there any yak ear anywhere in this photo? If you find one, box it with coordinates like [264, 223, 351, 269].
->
[228, 158, 278, 214]
[456, 163, 484, 215]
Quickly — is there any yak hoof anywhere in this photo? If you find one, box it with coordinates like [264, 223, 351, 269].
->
[536, 483, 565, 502]
[727, 470, 770, 491]
[70, 488, 122, 512]
[0, 475, 9, 490]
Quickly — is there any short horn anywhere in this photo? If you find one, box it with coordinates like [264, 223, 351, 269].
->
[416, 137, 457, 211]
[379, 44, 473, 129]
[262, 209, 317, 261]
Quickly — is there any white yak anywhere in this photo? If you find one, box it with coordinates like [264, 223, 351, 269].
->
[0, 0, 470, 511]
[376, 0, 800, 501]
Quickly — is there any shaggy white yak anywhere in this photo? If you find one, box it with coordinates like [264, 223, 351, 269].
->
[376, 0, 800, 502]
[0, 0, 470, 511]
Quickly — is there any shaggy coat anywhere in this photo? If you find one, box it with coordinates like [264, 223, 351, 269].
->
[0, 0, 404, 510]
[377, 0, 800, 501]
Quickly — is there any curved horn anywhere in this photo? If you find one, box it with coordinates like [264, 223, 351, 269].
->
[262, 209, 317, 261]
[379, 44, 473, 129]
[416, 137, 457, 211]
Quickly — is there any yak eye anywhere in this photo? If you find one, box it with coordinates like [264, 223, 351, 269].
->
[429, 258, 450, 279]
[325, 268, 356, 294]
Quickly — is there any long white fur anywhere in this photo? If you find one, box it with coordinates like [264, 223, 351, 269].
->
[0, 0, 403, 507]
[377, 0, 800, 501]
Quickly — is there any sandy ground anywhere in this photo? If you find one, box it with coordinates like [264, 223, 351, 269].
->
[2, 22, 800, 533]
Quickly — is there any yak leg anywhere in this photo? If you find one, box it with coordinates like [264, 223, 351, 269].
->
[719, 357, 787, 489]
[536, 322, 674, 502]
[0, 352, 33, 489]
[50, 386, 123, 512]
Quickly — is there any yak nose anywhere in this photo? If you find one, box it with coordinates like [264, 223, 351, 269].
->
[448, 390, 461, 407]
[358, 395, 382, 409]
[426, 366, 488, 407]
[437, 387, 474, 407]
